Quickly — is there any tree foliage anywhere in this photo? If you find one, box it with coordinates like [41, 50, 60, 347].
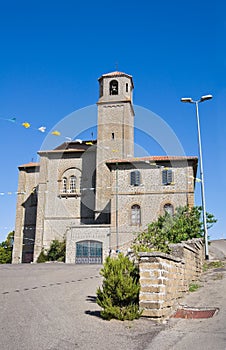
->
[0, 231, 14, 264]
[96, 253, 141, 321]
[37, 239, 66, 263]
[132, 206, 217, 254]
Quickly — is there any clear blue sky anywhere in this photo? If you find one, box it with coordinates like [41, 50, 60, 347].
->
[0, 0, 225, 242]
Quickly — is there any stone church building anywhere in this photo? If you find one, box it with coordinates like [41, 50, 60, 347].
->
[12, 71, 197, 264]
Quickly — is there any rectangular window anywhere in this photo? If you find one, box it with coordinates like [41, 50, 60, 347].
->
[62, 178, 67, 193]
[130, 170, 141, 186]
[69, 176, 76, 193]
[162, 169, 173, 185]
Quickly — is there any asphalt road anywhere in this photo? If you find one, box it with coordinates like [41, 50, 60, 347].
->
[1, 243, 226, 350]
[0, 264, 163, 350]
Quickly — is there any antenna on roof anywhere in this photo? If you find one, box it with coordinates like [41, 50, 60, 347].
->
[115, 61, 119, 71]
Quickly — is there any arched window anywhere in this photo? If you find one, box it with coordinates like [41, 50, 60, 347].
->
[109, 80, 118, 95]
[69, 176, 76, 193]
[131, 204, 141, 225]
[164, 203, 174, 216]
[62, 177, 67, 193]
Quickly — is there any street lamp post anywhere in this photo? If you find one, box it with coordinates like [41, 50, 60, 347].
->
[181, 94, 212, 260]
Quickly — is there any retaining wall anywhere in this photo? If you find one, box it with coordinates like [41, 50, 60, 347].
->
[139, 238, 204, 319]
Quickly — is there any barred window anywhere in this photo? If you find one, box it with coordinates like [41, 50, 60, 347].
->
[131, 204, 141, 225]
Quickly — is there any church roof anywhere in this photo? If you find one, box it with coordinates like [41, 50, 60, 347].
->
[18, 162, 40, 169]
[38, 140, 97, 154]
[98, 71, 133, 85]
[54, 140, 97, 150]
[101, 71, 133, 78]
[106, 156, 198, 165]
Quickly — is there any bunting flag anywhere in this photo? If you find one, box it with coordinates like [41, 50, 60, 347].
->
[8, 117, 16, 123]
[38, 126, 46, 133]
[0, 113, 99, 143]
[51, 130, 61, 136]
[22, 122, 31, 129]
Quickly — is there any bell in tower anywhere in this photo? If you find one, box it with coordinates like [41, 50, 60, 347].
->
[109, 80, 118, 95]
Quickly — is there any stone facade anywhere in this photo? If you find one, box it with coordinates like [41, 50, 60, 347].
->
[12, 70, 198, 264]
[139, 238, 204, 319]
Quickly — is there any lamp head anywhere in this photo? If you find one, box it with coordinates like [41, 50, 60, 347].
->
[200, 94, 213, 102]
[181, 97, 193, 103]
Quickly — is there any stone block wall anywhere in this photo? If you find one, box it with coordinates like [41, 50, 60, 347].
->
[139, 238, 204, 319]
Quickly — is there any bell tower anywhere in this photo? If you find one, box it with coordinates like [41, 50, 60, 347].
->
[95, 71, 135, 222]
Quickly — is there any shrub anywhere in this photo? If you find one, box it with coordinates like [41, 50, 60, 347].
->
[37, 249, 48, 263]
[37, 239, 66, 263]
[47, 239, 66, 262]
[0, 231, 14, 264]
[132, 206, 216, 254]
[96, 253, 141, 321]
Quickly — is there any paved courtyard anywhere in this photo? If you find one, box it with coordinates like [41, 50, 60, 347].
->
[0, 264, 163, 350]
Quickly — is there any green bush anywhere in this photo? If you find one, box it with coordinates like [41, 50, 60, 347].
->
[37, 249, 48, 263]
[37, 239, 66, 263]
[96, 253, 141, 321]
[47, 239, 66, 262]
[132, 206, 216, 254]
[0, 231, 14, 264]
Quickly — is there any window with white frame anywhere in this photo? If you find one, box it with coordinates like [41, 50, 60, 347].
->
[69, 176, 76, 193]
[131, 204, 141, 225]
[62, 177, 67, 193]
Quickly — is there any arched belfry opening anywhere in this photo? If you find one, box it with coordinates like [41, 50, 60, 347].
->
[109, 80, 118, 95]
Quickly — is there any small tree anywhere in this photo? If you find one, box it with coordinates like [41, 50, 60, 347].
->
[0, 231, 14, 264]
[37, 239, 66, 263]
[132, 206, 217, 254]
[96, 253, 141, 321]
[36, 249, 48, 263]
[47, 239, 66, 262]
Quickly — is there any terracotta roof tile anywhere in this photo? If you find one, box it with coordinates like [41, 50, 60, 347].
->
[99, 71, 133, 79]
[18, 162, 40, 168]
[106, 156, 198, 164]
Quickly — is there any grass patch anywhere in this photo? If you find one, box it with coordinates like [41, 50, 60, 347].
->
[189, 283, 200, 292]
[203, 261, 225, 272]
